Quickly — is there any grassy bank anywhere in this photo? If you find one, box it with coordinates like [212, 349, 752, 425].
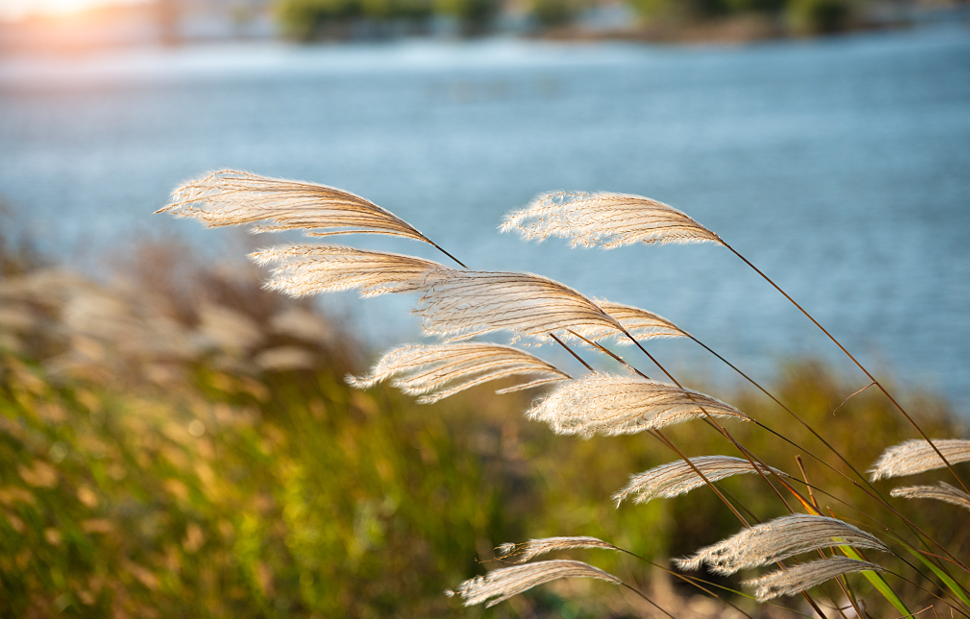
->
[0, 238, 965, 617]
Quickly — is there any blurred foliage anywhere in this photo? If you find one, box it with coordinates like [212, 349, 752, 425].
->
[276, 0, 433, 40]
[0, 238, 967, 617]
[434, 0, 501, 35]
[529, 0, 586, 29]
[622, 0, 854, 30]
[787, 0, 851, 33]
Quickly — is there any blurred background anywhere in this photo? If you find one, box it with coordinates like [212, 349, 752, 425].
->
[1, 0, 969, 616]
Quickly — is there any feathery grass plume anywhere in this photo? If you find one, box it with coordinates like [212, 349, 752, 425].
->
[891, 482, 970, 511]
[415, 270, 622, 342]
[526, 373, 747, 439]
[496, 537, 620, 564]
[500, 191, 723, 249]
[743, 557, 888, 602]
[445, 560, 622, 608]
[346, 343, 570, 404]
[249, 245, 447, 298]
[614, 456, 789, 506]
[673, 515, 889, 575]
[868, 439, 970, 481]
[159, 170, 434, 243]
[562, 299, 687, 345]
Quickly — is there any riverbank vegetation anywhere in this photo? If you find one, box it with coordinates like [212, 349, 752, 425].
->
[1, 200, 966, 616]
[275, 0, 896, 42]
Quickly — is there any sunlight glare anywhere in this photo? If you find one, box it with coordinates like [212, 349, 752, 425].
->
[0, 0, 148, 20]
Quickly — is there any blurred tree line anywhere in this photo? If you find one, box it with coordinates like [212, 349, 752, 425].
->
[275, 0, 859, 40]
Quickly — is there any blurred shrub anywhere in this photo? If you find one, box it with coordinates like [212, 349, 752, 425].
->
[787, 0, 851, 33]
[434, 0, 500, 36]
[529, 0, 584, 29]
[276, 0, 433, 40]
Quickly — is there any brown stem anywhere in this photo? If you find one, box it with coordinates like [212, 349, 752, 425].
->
[721, 240, 970, 495]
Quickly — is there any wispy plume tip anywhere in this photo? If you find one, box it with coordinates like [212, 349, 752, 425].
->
[501, 191, 722, 249]
[868, 439, 970, 481]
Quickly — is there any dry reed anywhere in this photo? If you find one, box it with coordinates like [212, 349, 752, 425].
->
[890, 482, 970, 511]
[673, 515, 889, 575]
[445, 560, 622, 607]
[346, 342, 570, 404]
[743, 557, 888, 602]
[526, 373, 747, 438]
[613, 456, 788, 506]
[868, 439, 970, 481]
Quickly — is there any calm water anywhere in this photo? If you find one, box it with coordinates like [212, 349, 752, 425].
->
[2, 27, 969, 412]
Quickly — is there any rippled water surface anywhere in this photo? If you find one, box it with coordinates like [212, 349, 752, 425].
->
[2, 27, 969, 410]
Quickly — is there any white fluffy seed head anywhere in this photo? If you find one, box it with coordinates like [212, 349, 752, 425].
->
[446, 560, 622, 608]
[346, 343, 570, 404]
[249, 245, 447, 298]
[500, 191, 723, 249]
[526, 373, 747, 439]
[415, 270, 622, 342]
[673, 515, 889, 575]
[613, 456, 788, 507]
[159, 170, 432, 243]
[496, 537, 620, 564]
[561, 299, 687, 346]
[891, 482, 970, 511]
[743, 557, 887, 602]
[868, 439, 970, 481]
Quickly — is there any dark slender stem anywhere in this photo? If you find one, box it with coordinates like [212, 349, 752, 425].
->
[721, 240, 970, 495]
[688, 335, 969, 574]
[425, 238, 468, 269]
[624, 327, 800, 513]
[549, 333, 592, 372]
[650, 429, 750, 526]
[619, 582, 677, 619]
[566, 329, 650, 379]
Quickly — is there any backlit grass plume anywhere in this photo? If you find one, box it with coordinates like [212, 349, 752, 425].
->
[673, 515, 889, 575]
[159, 170, 468, 266]
[249, 245, 447, 298]
[743, 557, 888, 602]
[868, 439, 970, 481]
[613, 456, 788, 506]
[445, 560, 622, 608]
[564, 299, 687, 344]
[160, 170, 433, 242]
[526, 373, 747, 438]
[346, 342, 570, 404]
[500, 191, 723, 248]
[496, 537, 620, 564]
[415, 270, 622, 342]
[891, 482, 970, 511]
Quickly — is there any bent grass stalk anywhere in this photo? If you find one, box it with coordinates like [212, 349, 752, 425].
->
[161, 171, 969, 617]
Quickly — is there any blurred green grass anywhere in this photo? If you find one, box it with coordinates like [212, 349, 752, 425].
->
[0, 235, 966, 618]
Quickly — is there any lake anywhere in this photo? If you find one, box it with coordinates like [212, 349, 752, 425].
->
[1, 25, 969, 413]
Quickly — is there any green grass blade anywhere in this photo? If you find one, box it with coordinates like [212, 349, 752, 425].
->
[840, 546, 909, 616]
[904, 547, 970, 608]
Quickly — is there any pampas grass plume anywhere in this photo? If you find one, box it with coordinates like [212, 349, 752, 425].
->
[500, 191, 722, 249]
[445, 560, 622, 608]
[527, 373, 747, 439]
[347, 342, 570, 404]
[868, 439, 970, 481]
[673, 515, 888, 575]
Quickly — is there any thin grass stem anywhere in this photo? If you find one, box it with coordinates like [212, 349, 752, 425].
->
[720, 240, 970, 496]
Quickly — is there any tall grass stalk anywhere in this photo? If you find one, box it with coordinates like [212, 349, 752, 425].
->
[160, 171, 970, 618]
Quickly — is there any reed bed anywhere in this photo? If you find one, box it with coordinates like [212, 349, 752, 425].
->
[153, 170, 970, 618]
[0, 172, 967, 617]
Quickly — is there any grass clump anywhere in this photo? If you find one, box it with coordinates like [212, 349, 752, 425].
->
[1, 172, 968, 617]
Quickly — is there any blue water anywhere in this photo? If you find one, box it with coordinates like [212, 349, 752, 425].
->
[1, 27, 969, 413]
